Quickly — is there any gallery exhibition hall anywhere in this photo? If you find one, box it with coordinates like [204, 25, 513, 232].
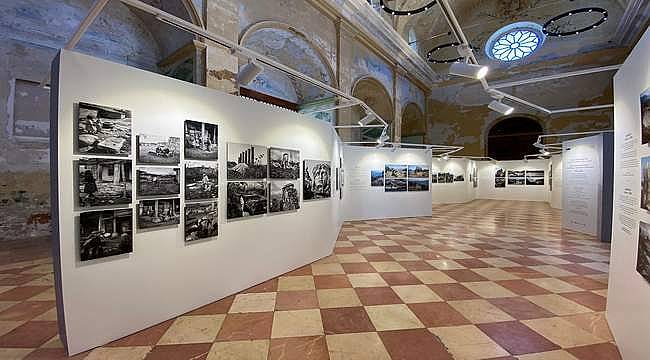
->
[0, 0, 649, 359]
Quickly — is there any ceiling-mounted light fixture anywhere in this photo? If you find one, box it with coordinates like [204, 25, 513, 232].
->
[358, 113, 375, 127]
[237, 60, 264, 85]
[449, 62, 489, 80]
[542, 150, 550, 156]
[488, 100, 515, 115]
[442, 154, 449, 161]
[376, 131, 389, 146]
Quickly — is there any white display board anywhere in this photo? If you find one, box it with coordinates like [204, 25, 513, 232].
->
[476, 160, 550, 202]
[561, 135, 603, 236]
[608, 27, 650, 360]
[550, 155, 563, 209]
[51, 50, 344, 355]
[342, 146, 433, 220]
[431, 158, 475, 204]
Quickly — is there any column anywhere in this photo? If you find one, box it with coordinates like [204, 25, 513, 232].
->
[204, 0, 239, 94]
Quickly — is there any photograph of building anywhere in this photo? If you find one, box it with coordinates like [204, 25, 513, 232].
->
[184, 120, 218, 160]
[227, 143, 268, 180]
[79, 209, 133, 262]
[77, 102, 131, 156]
[77, 158, 132, 208]
[269, 180, 300, 213]
[138, 198, 180, 229]
[642, 87, 650, 145]
[137, 135, 180, 165]
[137, 167, 180, 197]
[269, 147, 300, 179]
[638, 220, 650, 284]
[641, 156, 650, 211]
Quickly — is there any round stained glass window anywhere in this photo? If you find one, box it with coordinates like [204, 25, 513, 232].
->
[486, 22, 545, 62]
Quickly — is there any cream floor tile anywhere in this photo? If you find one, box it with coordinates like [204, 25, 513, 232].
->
[429, 325, 509, 360]
[157, 315, 225, 344]
[486, 249, 521, 258]
[448, 300, 515, 323]
[347, 235, 370, 241]
[206, 340, 269, 360]
[480, 257, 520, 268]
[526, 278, 584, 294]
[369, 261, 406, 272]
[522, 317, 606, 347]
[0, 348, 34, 360]
[529, 265, 576, 277]
[0, 321, 24, 337]
[402, 245, 430, 252]
[411, 270, 457, 284]
[582, 262, 610, 273]
[347, 273, 388, 288]
[364, 304, 424, 331]
[229, 292, 277, 313]
[326, 332, 391, 360]
[311, 263, 345, 275]
[20, 263, 53, 274]
[517, 350, 579, 360]
[530, 248, 569, 256]
[561, 312, 614, 341]
[24, 273, 55, 286]
[389, 252, 421, 261]
[271, 309, 324, 338]
[592, 289, 608, 297]
[358, 246, 385, 254]
[33, 307, 58, 321]
[313, 255, 339, 265]
[335, 241, 354, 248]
[528, 256, 570, 266]
[427, 259, 466, 270]
[462, 281, 517, 298]
[85, 346, 152, 360]
[439, 251, 473, 259]
[374, 240, 399, 246]
[278, 276, 315, 291]
[471, 268, 519, 281]
[41, 334, 64, 348]
[392, 285, 443, 303]
[0, 301, 18, 313]
[317, 288, 362, 308]
[336, 254, 367, 263]
[27, 287, 56, 301]
[361, 231, 383, 236]
[525, 294, 592, 316]
[0, 286, 16, 295]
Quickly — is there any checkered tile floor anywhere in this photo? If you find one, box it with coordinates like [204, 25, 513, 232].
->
[0, 200, 620, 359]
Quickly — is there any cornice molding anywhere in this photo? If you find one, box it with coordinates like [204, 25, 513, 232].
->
[308, 0, 436, 92]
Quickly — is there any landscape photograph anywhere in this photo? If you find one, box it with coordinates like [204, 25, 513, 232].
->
[227, 143, 268, 180]
[408, 165, 430, 178]
[371, 170, 384, 187]
[385, 178, 407, 192]
[185, 161, 219, 201]
[385, 164, 407, 178]
[227, 181, 268, 219]
[77, 102, 131, 156]
[137, 135, 180, 165]
[138, 198, 180, 229]
[269, 147, 300, 179]
[408, 178, 429, 191]
[137, 167, 180, 197]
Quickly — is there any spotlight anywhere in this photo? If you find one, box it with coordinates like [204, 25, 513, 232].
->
[237, 60, 263, 85]
[358, 113, 375, 127]
[449, 62, 489, 80]
[376, 131, 389, 146]
[442, 155, 449, 161]
[542, 150, 550, 156]
[488, 100, 515, 115]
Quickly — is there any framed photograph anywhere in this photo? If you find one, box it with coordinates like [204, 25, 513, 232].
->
[269, 147, 300, 180]
[269, 180, 300, 213]
[642, 87, 650, 145]
[638, 221, 650, 284]
[77, 158, 132, 208]
[137, 167, 180, 197]
[408, 178, 429, 192]
[185, 202, 218, 242]
[507, 170, 525, 185]
[385, 164, 407, 178]
[641, 156, 650, 211]
[407, 165, 429, 179]
[185, 161, 218, 201]
[495, 177, 506, 188]
[77, 102, 132, 156]
[227, 143, 268, 180]
[138, 198, 180, 229]
[79, 209, 133, 262]
[525, 170, 545, 185]
[184, 120, 218, 160]
[495, 168, 506, 178]
[137, 135, 180, 165]
[227, 181, 267, 219]
[454, 175, 465, 182]
[385, 178, 407, 192]
[431, 174, 438, 184]
[303, 160, 331, 200]
[371, 170, 384, 187]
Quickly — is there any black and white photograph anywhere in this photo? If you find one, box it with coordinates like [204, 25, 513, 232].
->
[269, 180, 300, 213]
[138, 198, 180, 229]
[408, 178, 429, 192]
[304, 160, 331, 200]
[446, 173, 454, 183]
[184, 120, 218, 160]
[495, 168, 506, 178]
[472, 167, 478, 188]
[507, 170, 525, 185]
[525, 170, 545, 185]
[269, 147, 300, 180]
[77, 158, 132, 208]
[185, 161, 218, 201]
[385, 164, 407, 178]
[227, 181, 267, 219]
[371, 170, 384, 187]
[637, 220, 650, 284]
[454, 175, 465, 182]
[385, 178, 407, 192]
[185, 202, 218, 242]
[79, 209, 133, 262]
[431, 174, 438, 184]
[227, 143, 268, 179]
[408, 165, 430, 179]
[641, 156, 650, 211]
[137, 167, 180, 197]
[495, 177, 506, 188]
[437, 172, 447, 183]
[642, 87, 650, 145]
[77, 102, 132, 156]
[549, 164, 553, 191]
[137, 135, 180, 165]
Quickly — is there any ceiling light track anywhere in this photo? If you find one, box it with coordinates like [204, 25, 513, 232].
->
[379, 0, 437, 16]
[543, 7, 608, 37]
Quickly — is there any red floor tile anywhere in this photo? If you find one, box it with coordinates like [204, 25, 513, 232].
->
[106, 319, 174, 347]
[185, 296, 235, 315]
[496, 280, 551, 296]
[478, 321, 560, 355]
[561, 292, 607, 311]
[355, 287, 403, 305]
[320, 307, 375, 334]
[145, 343, 211, 360]
[0, 301, 55, 321]
[341, 263, 376, 274]
[567, 343, 622, 360]
[380, 272, 422, 285]
[276, 290, 319, 310]
[442, 269, 488, 282]
[314, 275, 352, 289]
[269, 335, 329, 360]
[216, 312, 273, 341]
[488, 297, 554, 320]
[0, 321, 58, 348]
[0, 286, 50, 301]
[379, 328, 454, 360]
[408, 302, 470, 327]
[428, 283, 481, 301]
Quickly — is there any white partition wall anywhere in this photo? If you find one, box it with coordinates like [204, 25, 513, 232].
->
[608, 28, 650, 360]
[550, 155, 563, 209]
[476, 160, 550, 202]
[431, 158, 475, 204]
[342, 146, 433, 220]
[51, 50, 344, 355]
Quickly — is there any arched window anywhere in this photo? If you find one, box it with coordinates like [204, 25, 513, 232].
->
[487, 117, 543, 160]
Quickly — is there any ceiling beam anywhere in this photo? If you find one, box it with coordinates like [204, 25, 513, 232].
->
[490, 65, 622, 89]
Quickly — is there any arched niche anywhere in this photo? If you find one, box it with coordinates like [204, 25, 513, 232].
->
[487, 115, 544, 160]
[400, 102, 425, 144]
[336, 76, 394, 142]
[239, 22, 337, 109]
